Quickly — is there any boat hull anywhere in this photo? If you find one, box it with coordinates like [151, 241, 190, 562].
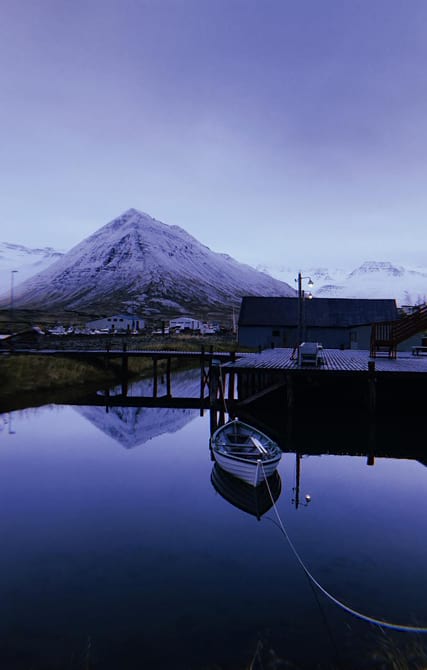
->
[210, 419, 282, 487]
[212, 451, 281, 486]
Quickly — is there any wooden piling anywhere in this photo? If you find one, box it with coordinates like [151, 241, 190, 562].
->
[166, 357, 171, 397]
[209, 360, 219, 406]
[121, 342, 128, 381]
[286, 374, 294, 411]
[200, 345, 206, 402]
[153, 358, 158, 398]
[367, 360, 376, 414]
[227, 351, 236, 405]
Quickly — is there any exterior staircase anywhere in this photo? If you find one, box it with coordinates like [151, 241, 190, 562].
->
[370, 303, 427, 358]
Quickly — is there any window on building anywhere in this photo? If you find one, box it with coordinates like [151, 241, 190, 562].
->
[272, 329, 280, 337]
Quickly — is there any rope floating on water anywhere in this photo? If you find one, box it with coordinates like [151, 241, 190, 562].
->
[261, 463, 427, 634]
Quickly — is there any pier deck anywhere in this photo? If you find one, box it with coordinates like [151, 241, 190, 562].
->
[223, 348, 427, 375]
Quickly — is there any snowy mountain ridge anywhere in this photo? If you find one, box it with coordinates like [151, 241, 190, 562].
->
[258, 261, 427, 306]
[0, 210, 425, 314]
[1, 209, 294, 317]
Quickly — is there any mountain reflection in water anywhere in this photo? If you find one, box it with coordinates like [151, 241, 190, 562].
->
[74, 368, 201, 448]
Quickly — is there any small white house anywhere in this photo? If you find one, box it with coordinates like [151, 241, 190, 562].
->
[169, 317, 201, 332]
[86, 315, 145, 333]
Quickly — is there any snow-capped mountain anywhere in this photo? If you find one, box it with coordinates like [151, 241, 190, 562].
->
[0, 242, 63, 293]
[2, 209, 295, 316]
[258, 261, 427, 306]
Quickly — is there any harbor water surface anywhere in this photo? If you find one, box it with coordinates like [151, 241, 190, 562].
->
[0, 369, 426, 669]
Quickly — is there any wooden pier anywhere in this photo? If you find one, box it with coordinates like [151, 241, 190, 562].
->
[3, 345, 427, 419]
[219, 347, 427, 417]
[1, 345, 238, 410]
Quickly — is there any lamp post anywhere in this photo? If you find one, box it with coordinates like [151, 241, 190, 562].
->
[295, 272, 314, 350]
[291, 453, 312, 509]
[10, 270, 18, 330]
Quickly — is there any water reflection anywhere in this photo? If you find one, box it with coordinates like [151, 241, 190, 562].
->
[211, 463, 282, 520]
[74, 368, 201, 448]
[0, 393, 426, 669]
[0, 412, 16, 435]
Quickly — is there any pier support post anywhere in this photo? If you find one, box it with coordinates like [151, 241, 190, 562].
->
[200, 345, 206, 406]
[153, 358, 158, 398]
[210, 361, 219, 406]
[166, 357, 172, 398]
[209, 361, 223, 431]
[285, 373, 294, 445]
[368, 360, 376, 415]
[227, 351, 236, 409]
[209, 407, 218, 443]
[286, 374, 294, 411]
[121, 343, 128, 395]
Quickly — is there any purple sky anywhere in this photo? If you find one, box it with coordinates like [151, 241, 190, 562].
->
[1, 0, 427, 268]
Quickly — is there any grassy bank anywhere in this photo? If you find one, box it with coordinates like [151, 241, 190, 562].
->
[0, 355, 179, 413]
[0, 355, 117, 396]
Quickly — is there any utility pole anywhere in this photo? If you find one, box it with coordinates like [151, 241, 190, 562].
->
[294, 272, 314, 362]
[10, 270, 18, 331]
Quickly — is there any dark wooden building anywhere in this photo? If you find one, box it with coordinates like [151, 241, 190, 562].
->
[238, 297, 399, 350]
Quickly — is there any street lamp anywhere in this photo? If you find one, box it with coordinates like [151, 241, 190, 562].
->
[294, 272, 314, 350]
[10, 270, 18, 326]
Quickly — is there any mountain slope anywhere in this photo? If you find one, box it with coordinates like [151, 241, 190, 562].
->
[259, 261, 427, 306]
[0, 242, 63, 292]
[315, 261, 427, 305]
[5, 209, 295, 316]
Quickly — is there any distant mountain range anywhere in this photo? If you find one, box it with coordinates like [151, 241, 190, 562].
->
[0, 209, 294, 318]
[256, 261, 427, 307]
[0, 210, 425, 320]
[0, 242, 63, 289]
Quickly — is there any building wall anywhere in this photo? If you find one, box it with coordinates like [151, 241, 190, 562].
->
[238, 325, 373, 350]
[170, 317, 200, 330]
[238, 326, 287, 349]
[86, 316, 144, 332]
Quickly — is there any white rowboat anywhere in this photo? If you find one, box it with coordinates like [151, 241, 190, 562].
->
[210, 419, 282, 487]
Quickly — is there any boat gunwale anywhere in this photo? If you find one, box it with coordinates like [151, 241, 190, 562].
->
[211, 447, 281, 466]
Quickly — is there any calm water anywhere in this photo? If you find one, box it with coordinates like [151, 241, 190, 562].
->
[0, 370, 427, 669]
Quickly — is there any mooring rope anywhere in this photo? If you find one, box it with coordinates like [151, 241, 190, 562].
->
[261, 463, 427, 634]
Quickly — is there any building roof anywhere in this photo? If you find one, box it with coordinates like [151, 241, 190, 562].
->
[238, 297, 398, 328]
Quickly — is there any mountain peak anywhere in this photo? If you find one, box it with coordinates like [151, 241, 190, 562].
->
[5, 210, 294, 317]
[121, 208, 154, 220]
[348, 261, 405, 278]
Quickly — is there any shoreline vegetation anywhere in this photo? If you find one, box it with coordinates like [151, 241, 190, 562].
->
[0, 334, 246, 412]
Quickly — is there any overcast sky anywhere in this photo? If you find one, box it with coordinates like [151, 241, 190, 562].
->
[1, 0, 427, 269]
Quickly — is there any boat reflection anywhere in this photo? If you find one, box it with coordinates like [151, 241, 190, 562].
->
[210, 463, 282, 520]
